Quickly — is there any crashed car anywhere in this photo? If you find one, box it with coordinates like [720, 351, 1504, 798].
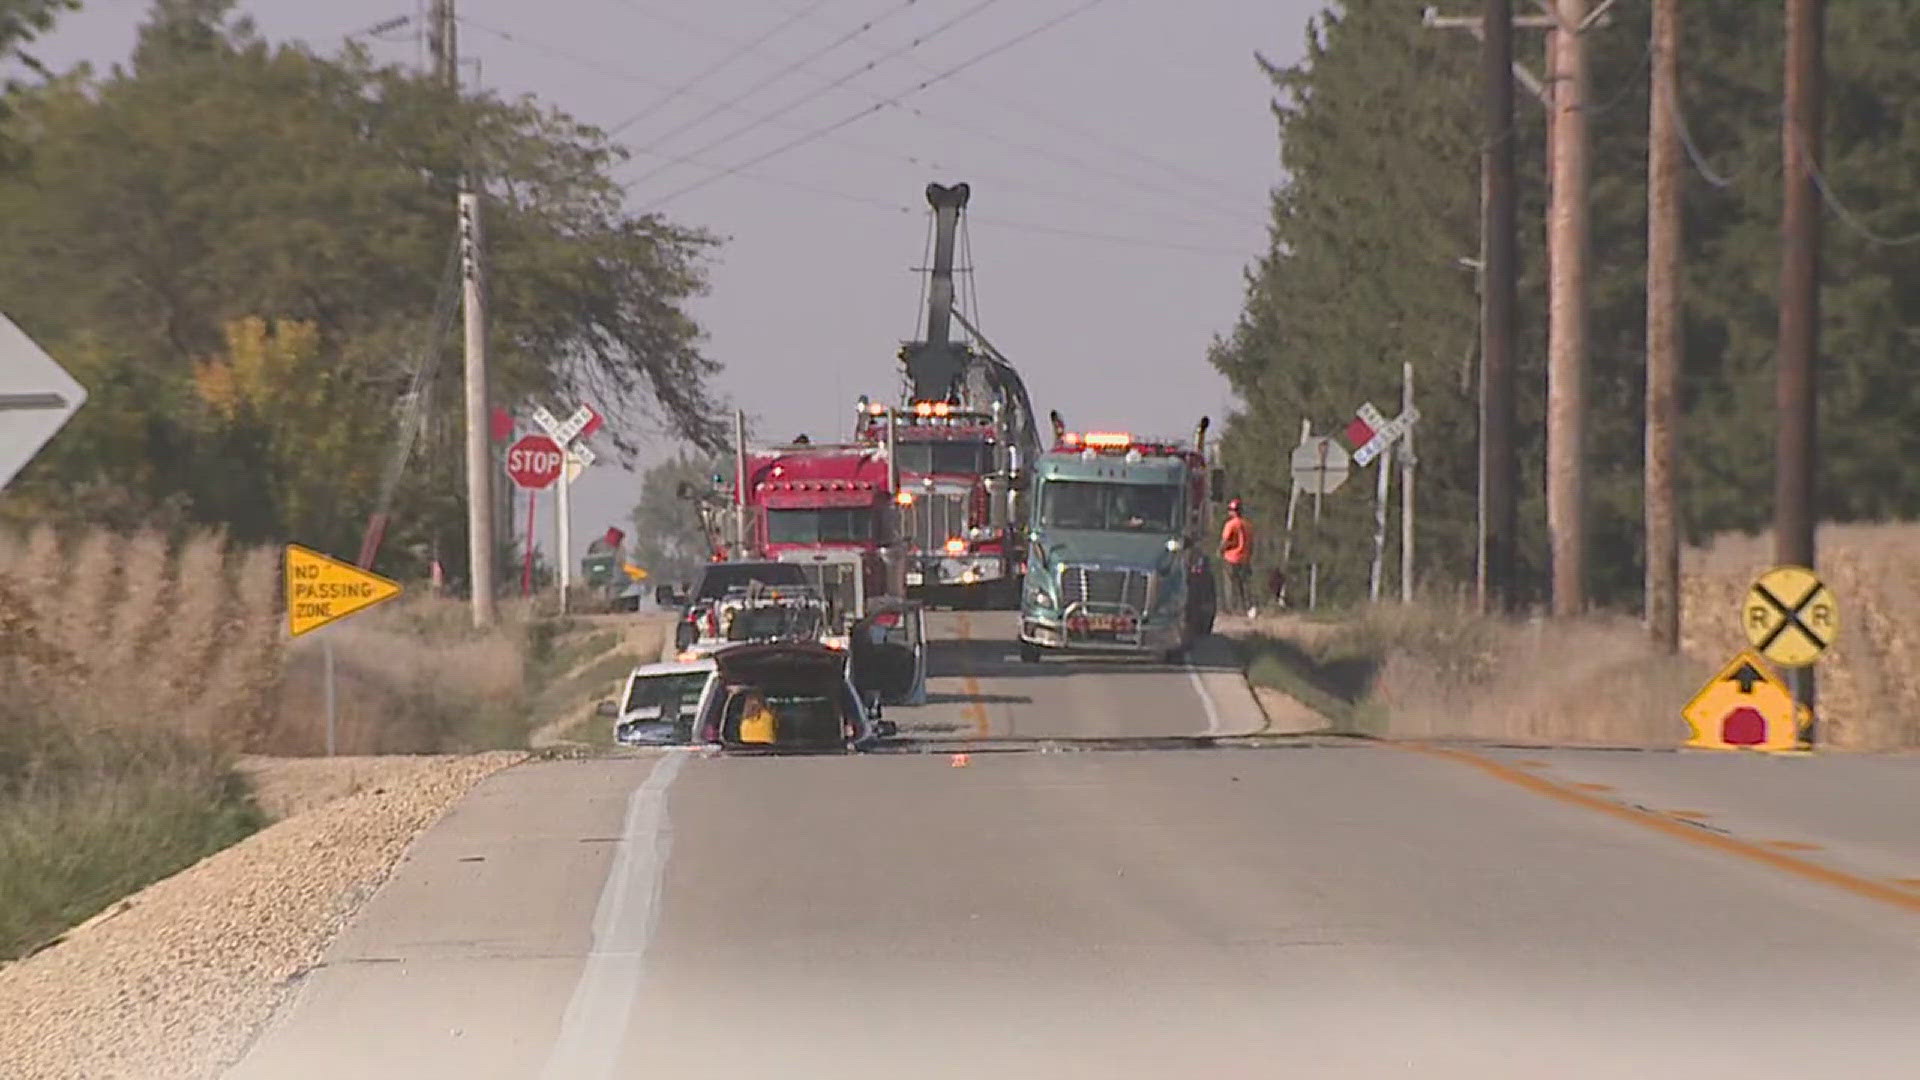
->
[675, 582, 832, 660]
[656, 561, 811, 652]
[603, 641, 896, 752]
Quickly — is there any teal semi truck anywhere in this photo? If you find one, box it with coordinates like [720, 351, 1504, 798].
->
[1017, 419, 1221, 664]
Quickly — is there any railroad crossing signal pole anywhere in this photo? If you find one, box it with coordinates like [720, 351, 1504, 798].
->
[1776, 0, 1824, 729]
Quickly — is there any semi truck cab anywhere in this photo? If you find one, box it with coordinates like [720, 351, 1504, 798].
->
[1018, 425, 1219, 664]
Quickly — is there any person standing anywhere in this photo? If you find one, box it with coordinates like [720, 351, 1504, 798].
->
[1220, 498, 1255, 617]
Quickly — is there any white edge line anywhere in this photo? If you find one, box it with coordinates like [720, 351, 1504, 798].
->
[1186, 661, 1225, 736]
[538, 752, 685, 1080]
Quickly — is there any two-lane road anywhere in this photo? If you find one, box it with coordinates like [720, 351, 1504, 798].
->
[228, 615, 1920, 1079]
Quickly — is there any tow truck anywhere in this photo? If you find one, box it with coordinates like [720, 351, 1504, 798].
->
[1017, 419, 1222, 664]
[851, 181, 1041, 609]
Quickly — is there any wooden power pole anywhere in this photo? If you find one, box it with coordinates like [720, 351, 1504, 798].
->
[1777, 0, 1823, 721]
[1546, 0, 1590, 616]
[1645, 0, 1681, 652]
[1482, 0, 1520, 614]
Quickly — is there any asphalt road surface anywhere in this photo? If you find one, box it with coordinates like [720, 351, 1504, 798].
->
[228, 613, 1920, 1079]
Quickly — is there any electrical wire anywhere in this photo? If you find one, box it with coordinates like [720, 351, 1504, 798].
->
[608, 0, 834, 138]
[1663, 82, 1737, 189]
[637, 0, 1114, 210]
[459, 6, 1253, 234]
[623, 0, 1009, 190]
[1793, 125, 1920, 248]
[785, 4, 1256, 209]
[608, 0, 922, 142]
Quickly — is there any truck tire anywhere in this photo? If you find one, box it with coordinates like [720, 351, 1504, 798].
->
[1019, 640, 1042, 664]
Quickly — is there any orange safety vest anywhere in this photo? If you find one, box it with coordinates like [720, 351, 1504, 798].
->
[1220, 515, 1252, 565]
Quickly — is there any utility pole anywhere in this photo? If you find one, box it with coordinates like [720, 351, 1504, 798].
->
[1645, 0, 1682, 651]
[1482, 0, 1520, 614]
[1777, 0, 1823, 728]
[428, 0, 458, 90]
[1546, 0, 1591, 616]
[460, 191, 495, 628]
[1401, 361, 1417, 603]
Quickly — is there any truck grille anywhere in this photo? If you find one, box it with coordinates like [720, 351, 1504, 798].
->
[1059, 566, 1152, 612]
[903, 491, 968, 550]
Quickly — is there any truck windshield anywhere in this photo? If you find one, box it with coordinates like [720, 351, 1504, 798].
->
[767, 507, 875, 544]
[1039, 481, 1181, 532]
[893, 440, 990, 475]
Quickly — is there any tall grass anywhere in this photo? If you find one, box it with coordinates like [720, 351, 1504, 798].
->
[262, 597, 532, 755]
[1239, 523, 1920, 749]
[1241, 601, 1705, 746]
[0, 528, 276, 959]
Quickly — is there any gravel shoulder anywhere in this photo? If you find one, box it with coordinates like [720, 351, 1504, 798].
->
[0, 751, 527, 1080]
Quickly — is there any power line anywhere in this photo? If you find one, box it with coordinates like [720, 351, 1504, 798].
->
[1663, 83, 1737, 189]
[637, 0, 1114, 210]
[459, 9, 1251, 240]
[608, 1, 833, 137]
[587, 0, 1256, 228]
[608, 0, 922, 142]
[621, 140, 1245, 255]
[1793, 125, 1920, 248]
[624, 0, 1009, 190]
[786, 4, 1257, 210]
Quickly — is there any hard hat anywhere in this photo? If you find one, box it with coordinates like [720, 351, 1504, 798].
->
[1228, 498, 1243, 511]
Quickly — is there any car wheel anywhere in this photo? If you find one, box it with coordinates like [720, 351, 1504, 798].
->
[1019, 641, 1042, 664]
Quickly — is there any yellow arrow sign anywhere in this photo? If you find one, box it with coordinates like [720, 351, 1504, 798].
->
[285, 544, 402, 637]
[1681, 649, 1806, 752]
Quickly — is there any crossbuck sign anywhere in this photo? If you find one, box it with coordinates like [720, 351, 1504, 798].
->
[1346, 401, 1420, 467]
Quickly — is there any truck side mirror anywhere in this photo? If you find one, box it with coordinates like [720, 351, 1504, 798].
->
[595, 700, 619, 719]
[654, 584, 680, 607]
[1210, 469, 1225, 501]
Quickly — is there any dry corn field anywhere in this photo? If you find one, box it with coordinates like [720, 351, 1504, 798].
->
[1244, 524, 1920, 750]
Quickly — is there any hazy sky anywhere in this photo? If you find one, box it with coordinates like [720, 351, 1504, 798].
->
[32, 0, 1321, 564]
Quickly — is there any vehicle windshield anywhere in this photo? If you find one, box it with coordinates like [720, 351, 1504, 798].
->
[1039, 480, 1182, 532]
[693, 562, 808, 601]
[623, 670, 709, 721]
[766, 507, 875, 545]
[893, 440, 991, 476]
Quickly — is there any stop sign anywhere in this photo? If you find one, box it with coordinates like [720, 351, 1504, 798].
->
[506, 434, 564, 489]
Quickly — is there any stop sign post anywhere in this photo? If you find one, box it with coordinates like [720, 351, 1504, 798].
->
[507, 434, 563, 490]
[505, 434, 563, 598]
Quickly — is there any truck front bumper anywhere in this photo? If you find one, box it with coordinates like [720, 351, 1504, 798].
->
[905, 555, 1004, 588]
[1019, 607, 1181, 654]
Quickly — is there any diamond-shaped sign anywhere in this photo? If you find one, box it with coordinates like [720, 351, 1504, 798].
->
[0, 314, 88, 491]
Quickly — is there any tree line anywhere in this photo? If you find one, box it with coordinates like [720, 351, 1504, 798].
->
[0, 0, 727, 584]
[1210, 0, 1920, 609]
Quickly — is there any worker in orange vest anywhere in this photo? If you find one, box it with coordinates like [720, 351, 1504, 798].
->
[1220, 498, 1255, 617]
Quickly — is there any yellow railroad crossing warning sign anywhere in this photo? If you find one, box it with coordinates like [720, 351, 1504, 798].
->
[1742, 565, 1837, 667]
[286, 544, 402, 637]
[1682, 650, 1807, 752]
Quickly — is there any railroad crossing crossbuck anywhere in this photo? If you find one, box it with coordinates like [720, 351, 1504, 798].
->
[1742, 565, 1838, 668]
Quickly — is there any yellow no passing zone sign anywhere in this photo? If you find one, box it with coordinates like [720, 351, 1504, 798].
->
[1742, 564, 1837, 668]
[285, 544, 402, 637]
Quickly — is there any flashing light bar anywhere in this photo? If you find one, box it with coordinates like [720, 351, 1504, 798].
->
[1082, 432, 1133, 448]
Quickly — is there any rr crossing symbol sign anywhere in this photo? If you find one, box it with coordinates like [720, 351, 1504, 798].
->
[1742, 565, 1837, 668]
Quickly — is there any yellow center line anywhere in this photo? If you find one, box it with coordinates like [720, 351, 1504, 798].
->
[1401, 743, 1920, 917]
[952, 613, 991, 738]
